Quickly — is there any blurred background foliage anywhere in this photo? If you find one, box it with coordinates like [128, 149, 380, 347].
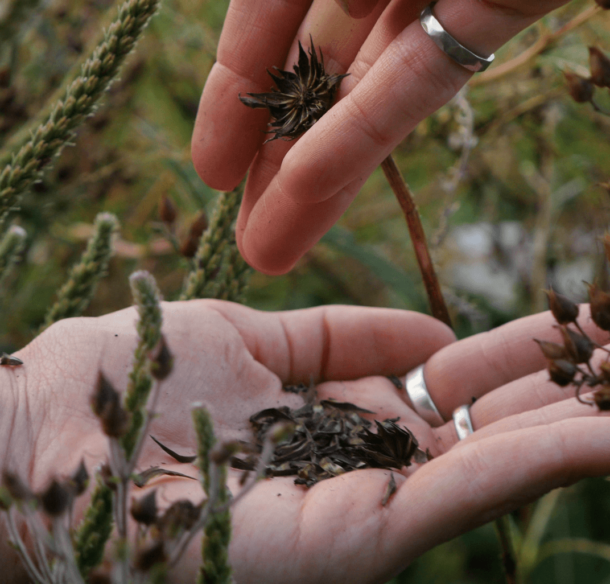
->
[1, 0, 610, 582]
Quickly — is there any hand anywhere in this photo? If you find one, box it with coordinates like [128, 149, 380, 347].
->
[192, 0, 573, 275]
[4, 301, 610, 583]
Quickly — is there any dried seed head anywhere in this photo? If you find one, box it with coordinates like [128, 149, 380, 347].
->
[548, 358, 577, 386]
[587, 282, 610, 331]
[99, 464, 117, 491]
[2, 470, 34, 502]
[563, 71, 594, 103]
[534, 338, 568, 361]
[589, 47, 610, 88]
[39, 479, 70, 517]
[545, 289, 579, 324]
[150, 335, 173, 381]
[0, 353, 23, 366]
[69, 459, 89, 497]
[131, 490, 158, 526]
[91, 373, 129, 438]
[594, 0, 610, 9]
[239, 36, 349, 142]
[157, 499, 201, 539]
[159, 195, 177, 225]
[557, 326, 594, 364]
[135, 539, 166, 572]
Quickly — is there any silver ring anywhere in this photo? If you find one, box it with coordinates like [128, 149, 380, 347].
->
[420, 2, 495, 73]
[453, 405, 474, 440]
[405, 365, 444, 427]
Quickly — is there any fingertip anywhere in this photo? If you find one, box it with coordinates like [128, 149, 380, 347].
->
[334, 0, 381, 19]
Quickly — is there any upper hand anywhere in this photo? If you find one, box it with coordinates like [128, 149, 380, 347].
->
[192, 0, 572, 274]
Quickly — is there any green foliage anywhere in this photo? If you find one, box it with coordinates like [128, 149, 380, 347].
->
[121, 270, 163, 458]
[0, 0, 161, 223]
[42, 212, 118, 329]
[74, 479, 113, 576]
[181, 185, 244, 301]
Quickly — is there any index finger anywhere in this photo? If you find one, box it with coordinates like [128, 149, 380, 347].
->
[191, 0, 313, 191]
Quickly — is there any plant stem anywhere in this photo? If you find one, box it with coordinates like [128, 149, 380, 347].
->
[494, 515, 519, 584]
[380, 155, 452, 328]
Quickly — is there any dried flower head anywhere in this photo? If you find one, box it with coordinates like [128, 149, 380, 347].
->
[589, 47, 610, 88]
[545, 288, 579, 325]
[131, 489, 158, 526]
[563, 71, 594, 104]
[239, 36, 348, 142]
[39, 479, 70, 517]
[587, 282, 610, 331]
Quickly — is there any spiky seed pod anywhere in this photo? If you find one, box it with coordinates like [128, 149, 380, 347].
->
[589, 47, 610, 88]
[545, 289, 579, 324]
[548, 358, 577, 386]
[587, 282, 610, 331]
[239, 36, 349, 142]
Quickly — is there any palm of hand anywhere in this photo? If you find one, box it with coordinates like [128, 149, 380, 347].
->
[14, 301, 610, 584]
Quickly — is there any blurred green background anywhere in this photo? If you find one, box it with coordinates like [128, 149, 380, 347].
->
[1, 0, 610, 581]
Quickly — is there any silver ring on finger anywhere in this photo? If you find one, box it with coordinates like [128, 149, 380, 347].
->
[405, 364, 444, 427]
[453, 404, 474, 441]
[420, 2, 495, 73]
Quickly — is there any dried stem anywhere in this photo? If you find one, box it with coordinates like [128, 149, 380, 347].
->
[381, 155, 452, 328]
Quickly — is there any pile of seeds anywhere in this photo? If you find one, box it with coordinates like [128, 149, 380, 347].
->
[230, 384, 429, 487]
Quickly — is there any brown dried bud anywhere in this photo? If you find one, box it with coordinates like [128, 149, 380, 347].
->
[563, 71, 594, 103]
[210, 441, 242, 465]
[589, 47, 610, 88]
[534, 339, 568, 361]
[99, 464, 117, 491]
[587, 282, 610, 331]
[0, 353, 23, 366]
[158, 195, 177, 225]
[593, 385, 610, 410]
[548, 359, 577, 386]
[2, 470, 34, 502]
[594, 0, 610, 10]
[39, 479, 70, 516]
[135, 540, 166, 572]
[69, 459, 89, 497]
[91, 373, 129, 438]
[150, 335, 173, 381]
[557, 326, 594, 364]
[545, 289, 579, 324]
[130, 490, 157, 526]
[179, 211, 208, 258]
[157, 499, 201, 538]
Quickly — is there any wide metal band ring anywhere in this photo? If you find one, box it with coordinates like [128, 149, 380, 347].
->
[420, 2, 495, 73]
[453, 404, 474, 441]
[404, 365, 444, 427]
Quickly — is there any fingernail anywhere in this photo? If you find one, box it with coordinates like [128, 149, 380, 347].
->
[336, 0, 352, 17]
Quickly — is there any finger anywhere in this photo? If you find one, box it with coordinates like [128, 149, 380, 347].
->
[414, 305, 609, 420]
[386, 417, 610, 571]
[240, 0, 569, 273]
[203, 300, 455, 383]
[445, 386, 610, 451]
[237, 0, 389, 265]
[191, 0, 313, 191]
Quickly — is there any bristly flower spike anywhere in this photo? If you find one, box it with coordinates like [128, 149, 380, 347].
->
[239, 36, 349, 142]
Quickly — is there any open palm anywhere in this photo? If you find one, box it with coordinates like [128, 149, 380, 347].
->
[11, 301, 610, 583]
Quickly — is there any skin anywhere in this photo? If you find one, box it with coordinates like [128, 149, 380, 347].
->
[191, 0, 578, 274]
[2, 301, 610, 582]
